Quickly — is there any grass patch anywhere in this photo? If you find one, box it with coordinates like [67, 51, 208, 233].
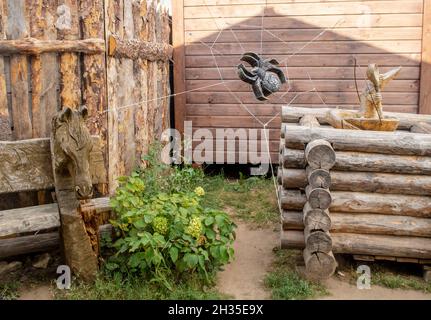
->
[264, 250, 328, 300]
[0, 281, 19, 300]
[372, 266, 431, 293]
[203, 174, 278, 226]
[55, 273, 228, 300]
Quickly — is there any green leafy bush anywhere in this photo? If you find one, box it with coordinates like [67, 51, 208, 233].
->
[107, 170, 236, 288]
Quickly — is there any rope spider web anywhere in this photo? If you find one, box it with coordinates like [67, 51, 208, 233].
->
[197, 0, 344, 216]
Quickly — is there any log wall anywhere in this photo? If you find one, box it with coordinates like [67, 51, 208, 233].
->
[279, 106, 431, 265]
[173, 0, 431, 162]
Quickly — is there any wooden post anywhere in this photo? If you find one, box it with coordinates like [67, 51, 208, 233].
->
[173, 0, 186, 135]
[420, 0, 431, 114]
[0, 1, 11, 140]
[58, 0, 81, 110]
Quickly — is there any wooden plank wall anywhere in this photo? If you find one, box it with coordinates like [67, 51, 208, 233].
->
[106, 0, 171, 193]
[175, 0, 427, 162]
[0, 0, 171, 203]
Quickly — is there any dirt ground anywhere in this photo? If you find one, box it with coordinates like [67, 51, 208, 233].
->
[216, 221, 431, 300]
[12, 220, 431, 300]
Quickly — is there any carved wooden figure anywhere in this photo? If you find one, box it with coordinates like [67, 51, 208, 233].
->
[51, 106, 99, 281]
[326, 64, 402, 131]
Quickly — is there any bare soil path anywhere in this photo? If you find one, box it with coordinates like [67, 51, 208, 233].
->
[216, 221, 278, 299]
[320, 277, 431, 300]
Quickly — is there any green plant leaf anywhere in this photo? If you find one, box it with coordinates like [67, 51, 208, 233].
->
[204, 216, 214, 226]
[169, 247, 179, 263]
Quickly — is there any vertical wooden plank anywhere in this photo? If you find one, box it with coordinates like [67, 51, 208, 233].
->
[117, 0, 136, 176]
[162, 6, 171, 133]
[57, 0, 81, 109]
[107, 0, 123, 194]
[133, 0, 149, 163]
[0, 0, 11, 141]
[155, 1, 164, 139]
[80, 0, 108, 195]
[172, 0, 185, 135]
[420, 0, 431, 114]
[6, 0, 32, 140]
[30, 0, 59, 138]
[147, 1, 157, 143]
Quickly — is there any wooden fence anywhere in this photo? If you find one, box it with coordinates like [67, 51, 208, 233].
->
[173, 0, 431, 162]
[0, 0, 172, 206]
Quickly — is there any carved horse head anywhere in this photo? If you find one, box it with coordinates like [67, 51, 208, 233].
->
[52, 106, 93, 199]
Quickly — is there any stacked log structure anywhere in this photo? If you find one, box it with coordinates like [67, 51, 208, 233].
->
[278, 106, 431, 278]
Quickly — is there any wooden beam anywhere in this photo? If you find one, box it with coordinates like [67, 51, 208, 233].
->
[0, 232, 59, 259]
[284, 126, 431, 156]
[173, 0, 186, 135]
[0, 197, 111, 239]
[420, 0, 431, 114]
[279, 188, 431, 218]
[282, 106, 431, 130]
[108, 34, 172, 61]
[0, 204, 60, 238]
[281, 230, 431, 259]
[0, 136, 107, 194]
[0, 38, 105, 55]
[282, 210, 431, 238]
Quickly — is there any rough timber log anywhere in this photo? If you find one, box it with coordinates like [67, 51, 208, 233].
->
[279, 168, 431, 196]
[304, 139, 336, 170]
[299, 114, 320, 127]
[304, 226, 332, 253]
[303, 248, 337, 280]
[108, 34, 173, 61]
[303, 202, 331, 232]
[284, 126, 431, 156]
[0, 223, 112, 259]
[279, 188, 431, 217]
[281, 230, 431, 259]
[306, 167, 331, 189]
[305, 185, 332, 210]
[282, 210, 431, 237]
[0, 137, 107, 194]
[281, 106, 431, 131]
[281, 148, 431, 175]
[0, 38, 105, 55]
[0, 232, 59, 259]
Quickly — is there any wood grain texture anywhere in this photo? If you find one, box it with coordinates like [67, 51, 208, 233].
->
[29, 0, 59, 139]
[0, 0, 11, 141]
[80, 0, 107, 195]
[279, 188, 431, 217]
[281, 230, 431, 259]
[0, 38, 105, 55]
[173, 0, 186, 135]
[281, 148, 431, 175]
[282, 210, 431, 238]
[284, 126, 431, 156]
[420, 0, 431, 114]
[0, 137, 107, 194]
[7, 0, 32, 140]
[108, 34, 173, 61]
[58, 0, 81, 109]
[0, 203, 60, 238]
[280, 168, 431, 196]
[0, 232, 59, 259]
[282, 106, 431, 129]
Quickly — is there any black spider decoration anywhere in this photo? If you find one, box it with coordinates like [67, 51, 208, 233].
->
[237, 52, 287, 101]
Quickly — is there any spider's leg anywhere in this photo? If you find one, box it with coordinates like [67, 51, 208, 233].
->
[267, 65, 287, 83]
[265, 58, 280, 66]
[240, 52, 261, 67]
[252, 78, 268, 101]
[238, 64, 258, 84]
